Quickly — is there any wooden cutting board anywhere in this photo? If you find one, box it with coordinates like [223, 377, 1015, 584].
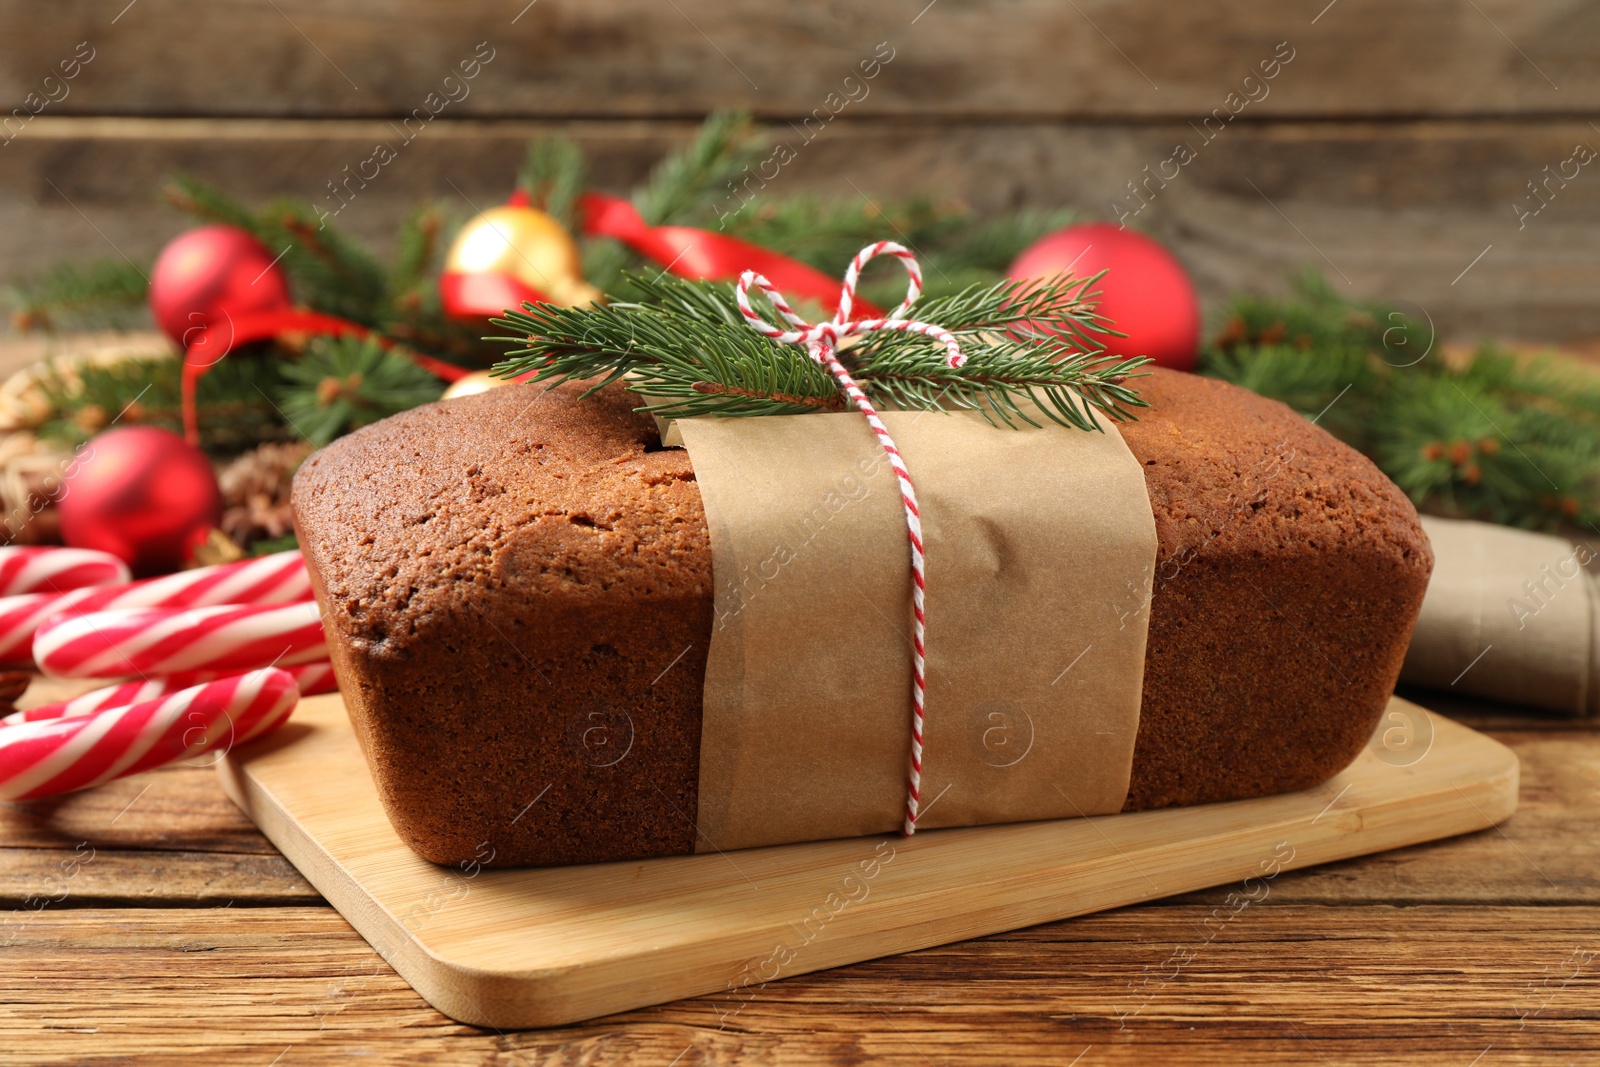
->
[217, 693, 1518, 1029]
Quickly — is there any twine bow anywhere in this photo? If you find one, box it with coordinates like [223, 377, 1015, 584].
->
[736, 241, 965, 835]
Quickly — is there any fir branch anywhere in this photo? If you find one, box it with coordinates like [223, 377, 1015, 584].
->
[720, 196, 960, 275]
[494, 288, 842, 417]
[5, 259, 151, 332]
[862, 272, 1119, 352]
[34, 352, 289, 452]
[932, 208, 1080, 274]
[1201, 278, 1600, 529]
[847, 335, 1144, 431]
[578, 110, 761, 296]
[164, 176, 259, 232]
[490, 273, 1146, 429]
[518, 136, 587, 230]
[266, 200, 390, 322]
[1374, 368, 1598, 527]
[165, 177, 403, 331]
[277, 335, 445, 446]
[690, 380, 845, 410]
[390, 206, 443, 295]
[638, 109, 760, 226]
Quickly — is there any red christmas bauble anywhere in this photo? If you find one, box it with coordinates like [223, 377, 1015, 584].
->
[1008, 223, 1201, 371]
[149, 225, 292, 355]
[58, 427, 223, 577]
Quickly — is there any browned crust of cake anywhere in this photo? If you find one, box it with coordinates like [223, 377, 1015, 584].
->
[1116, 371, 1432, 811]
[292, 369, 1432, 867]
[293, 384, 713, 866]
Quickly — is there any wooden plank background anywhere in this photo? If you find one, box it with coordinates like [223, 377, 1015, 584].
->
[4, 1, 1597, 118]
[2, 1, 1598, 338]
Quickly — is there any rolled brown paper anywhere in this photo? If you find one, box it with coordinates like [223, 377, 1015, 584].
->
[1402, 516, 1599, 715]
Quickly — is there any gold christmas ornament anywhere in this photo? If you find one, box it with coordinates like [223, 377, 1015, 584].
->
[439, 205, 600, 320]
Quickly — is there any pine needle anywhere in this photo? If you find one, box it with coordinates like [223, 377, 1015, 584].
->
[1202, 277, 1600, 528]
[278, 336, 445, 446]
[519, 137, 588, 229]
[4, 260, 151, 331]
[638, 109, 761, 226]
[490, 272, 1147, 429]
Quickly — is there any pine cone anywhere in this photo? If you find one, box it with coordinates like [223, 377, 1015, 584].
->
[219, 440, 315, 547]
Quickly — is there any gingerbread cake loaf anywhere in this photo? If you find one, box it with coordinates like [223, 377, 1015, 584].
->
[292, 368, 1433, 867]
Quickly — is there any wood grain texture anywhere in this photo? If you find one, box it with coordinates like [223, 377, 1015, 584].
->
[1179, 729, 1600, 906]
[0, 726, 1589, 911]
[0, 848, 311, 906]
[6, 116, 1600, 339]
[0, 1, 1591, 119]
[3, 905, 1596, 1065]
[0, 752, 280, 854]
[213, 693, 1518, 1027]
[0, 722, 1574, 915]
[0, 710, 1592, 1060]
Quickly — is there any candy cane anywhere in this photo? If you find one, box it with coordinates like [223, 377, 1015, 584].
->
[0, 547, 130, 596]
[0, 550, 310, 666]
[34, 601, 326, 679]
[2, 660, 337, 727]
[0, 668, 298, 801]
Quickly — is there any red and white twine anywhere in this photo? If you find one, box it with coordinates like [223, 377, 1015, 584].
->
[736, 241, 965, 836]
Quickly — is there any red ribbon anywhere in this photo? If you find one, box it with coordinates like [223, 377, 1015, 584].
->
[578, 193, 883, 318]
[180, 308, 468, 446]
[181, 191, 881, 445]
[438, 269, 551, 322]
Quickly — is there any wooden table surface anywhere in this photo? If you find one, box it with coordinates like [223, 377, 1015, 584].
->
[2, 681, 1596, 1067]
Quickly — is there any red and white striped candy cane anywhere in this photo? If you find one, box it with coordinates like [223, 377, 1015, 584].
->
[1, 660, 336, 727]
[34, 600, 326, 679]
[0, 550, 310, 666]
[735, 241, 965, 836]
[0, 668, 298, 801]
[0, 547, 130, 596]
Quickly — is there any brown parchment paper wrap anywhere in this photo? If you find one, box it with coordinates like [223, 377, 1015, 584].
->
[1401, 516, 1599, 716]
[675, 408, 1158, 851]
